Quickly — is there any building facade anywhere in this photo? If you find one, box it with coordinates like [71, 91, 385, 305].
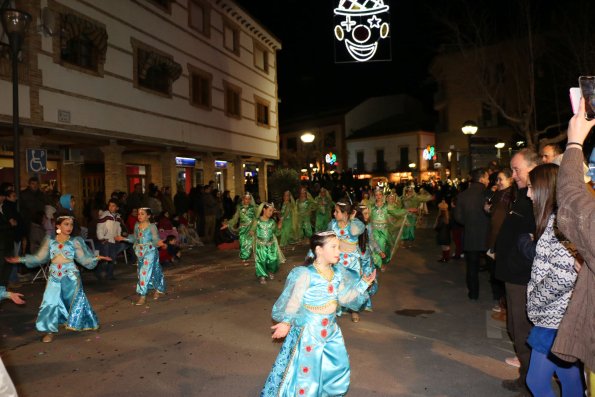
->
[279, 95, 436, 183]
[0, 0, 281, 217]
[430, 44, 520, 178]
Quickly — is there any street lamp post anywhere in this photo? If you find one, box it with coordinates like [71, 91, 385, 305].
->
[495, 142, 505, 160]
[461, 120, 478, 175]
[1, 8, 32, 199]
[300, 131, 316, 180]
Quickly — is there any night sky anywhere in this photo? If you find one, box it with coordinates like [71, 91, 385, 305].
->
[235, 0, 443, 122]
[235, 0, 590, 129]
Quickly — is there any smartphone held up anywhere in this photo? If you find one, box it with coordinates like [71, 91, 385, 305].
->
[578, 76, 595, 120]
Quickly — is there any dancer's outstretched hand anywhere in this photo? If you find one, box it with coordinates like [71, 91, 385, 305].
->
[8, 292, 25, 305]
[271, 322, 290, 339]
[5, 257, 19, 264]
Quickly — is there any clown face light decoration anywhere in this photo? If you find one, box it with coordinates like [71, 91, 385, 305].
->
[334, 0, 391, 63]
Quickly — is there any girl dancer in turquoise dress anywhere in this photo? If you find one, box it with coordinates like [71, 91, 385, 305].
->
[328, 199, 366, 322]
[7, 216, 111, 343]
[261, 231, 375, 397]
[117, 208, 165, 306]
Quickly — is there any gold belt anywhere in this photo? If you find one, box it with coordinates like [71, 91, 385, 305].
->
[304, 300, 338, 313]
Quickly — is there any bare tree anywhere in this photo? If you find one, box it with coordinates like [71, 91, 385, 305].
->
[434, 0, 588, 149]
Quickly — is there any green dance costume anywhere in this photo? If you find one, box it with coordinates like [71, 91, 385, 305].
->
[368, 198, 407, 268]
[253, 211, 285, 278]
[401, 188, 432, 242]
[313, 189, 335, 233]
[296, 192, 315, 240]
[228, 198, 257, 261]
[279, 192, 298, 247]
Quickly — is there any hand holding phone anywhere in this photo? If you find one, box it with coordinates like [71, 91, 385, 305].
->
[579, 76, 595, 120]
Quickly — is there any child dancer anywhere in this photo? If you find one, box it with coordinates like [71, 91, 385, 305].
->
[313, 187, 334, 232]
[222, 193, 256, 265]
[253, 202, 284, 284]
[260, 231, 375, 397]
[400, 185, 433, 247]
[7, 216, 111, 343]
[278, 190, 298, 247]
[368, 188, 407, 272]
[117, 207, 166, 306]
[296, 187, 314, 240]
[355, 204, 379, 311]
[328, 199, 366, 322]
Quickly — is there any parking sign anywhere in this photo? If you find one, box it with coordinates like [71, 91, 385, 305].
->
[26, 149, 47, 174]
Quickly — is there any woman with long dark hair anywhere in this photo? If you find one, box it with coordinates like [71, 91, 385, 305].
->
[524, 163, 584, 397]
[260, 231, 375, 397]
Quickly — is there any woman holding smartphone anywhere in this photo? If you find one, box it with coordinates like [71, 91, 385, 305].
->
[524, 164, 584, 397]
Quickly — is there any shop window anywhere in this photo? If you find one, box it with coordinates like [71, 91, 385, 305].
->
[189, 66, 212, 109]
[189, 0, 210, 37]
[255, 96, 270, 127]
[224, 81, 242, 118]
[133, 41, 182, 96]
[59, 13, 107, 73]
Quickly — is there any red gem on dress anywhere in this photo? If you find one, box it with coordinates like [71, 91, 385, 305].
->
[139, 232, 143, 237]
[139, 253, 143, 257]
[144, 260, 148, 265]
[142, 271, 146, 275]
[340, 229, 345, 235]
[140, 281, 145, 286]
[305, 346, 312, 352]
[343, 254, 348, 259]
[321, 318, 329, 326]
[302, 366, 309, 374]
[321, 329, 327, 338]
[343, 260, 348, 266]
[58, 244, 63, 249]
[149, 245, 153, 249]
[328, 285, 334, 294]
[58, 272, 62, 277]
[299, 389, 305, 395]
[57, 264, 62, 269]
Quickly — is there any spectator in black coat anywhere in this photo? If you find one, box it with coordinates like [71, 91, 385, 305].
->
[454, 168, 490, 300]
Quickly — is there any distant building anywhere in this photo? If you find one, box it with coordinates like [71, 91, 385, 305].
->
[280, 94, 436, 183]
[0, 0, 281, 216]
[430, 43, 521, 177]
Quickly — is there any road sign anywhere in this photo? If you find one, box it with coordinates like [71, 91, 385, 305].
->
[26, 149, 47, 174]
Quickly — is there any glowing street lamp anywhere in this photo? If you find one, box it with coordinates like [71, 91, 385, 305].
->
[461, 120, 478, 172]
[495, 142, 505, 159]
[300, 132, 315, 143]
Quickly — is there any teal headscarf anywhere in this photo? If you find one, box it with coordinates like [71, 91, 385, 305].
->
[59, 194, 73, 210]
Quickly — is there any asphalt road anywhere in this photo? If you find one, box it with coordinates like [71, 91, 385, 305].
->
[0, 220, 519, 397]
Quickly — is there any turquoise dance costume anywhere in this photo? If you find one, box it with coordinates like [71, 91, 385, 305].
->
[328, 218, 367, 310]
[126, 223, 166, 296]
[261, 265, 371, 396]
[18, 237, 100, 333]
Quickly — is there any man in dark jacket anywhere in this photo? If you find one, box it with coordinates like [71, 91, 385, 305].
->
[19, 176, 46, 238]
[454, 168, 490, 300]
[494, 148, 538, 395]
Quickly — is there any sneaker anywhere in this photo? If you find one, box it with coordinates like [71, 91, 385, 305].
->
[268, 274, 275, 280]
[505, 356, 521, 368]
[259, 277, 267, 285]
[492, 302, 502, 313]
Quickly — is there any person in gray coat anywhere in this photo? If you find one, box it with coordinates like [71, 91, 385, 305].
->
[454, 168, 490, 300]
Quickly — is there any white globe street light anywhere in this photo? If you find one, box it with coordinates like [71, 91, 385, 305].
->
[461, 120, 478, 173]
[495, 142, 505, 159]
[300, 132, 315, 143]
